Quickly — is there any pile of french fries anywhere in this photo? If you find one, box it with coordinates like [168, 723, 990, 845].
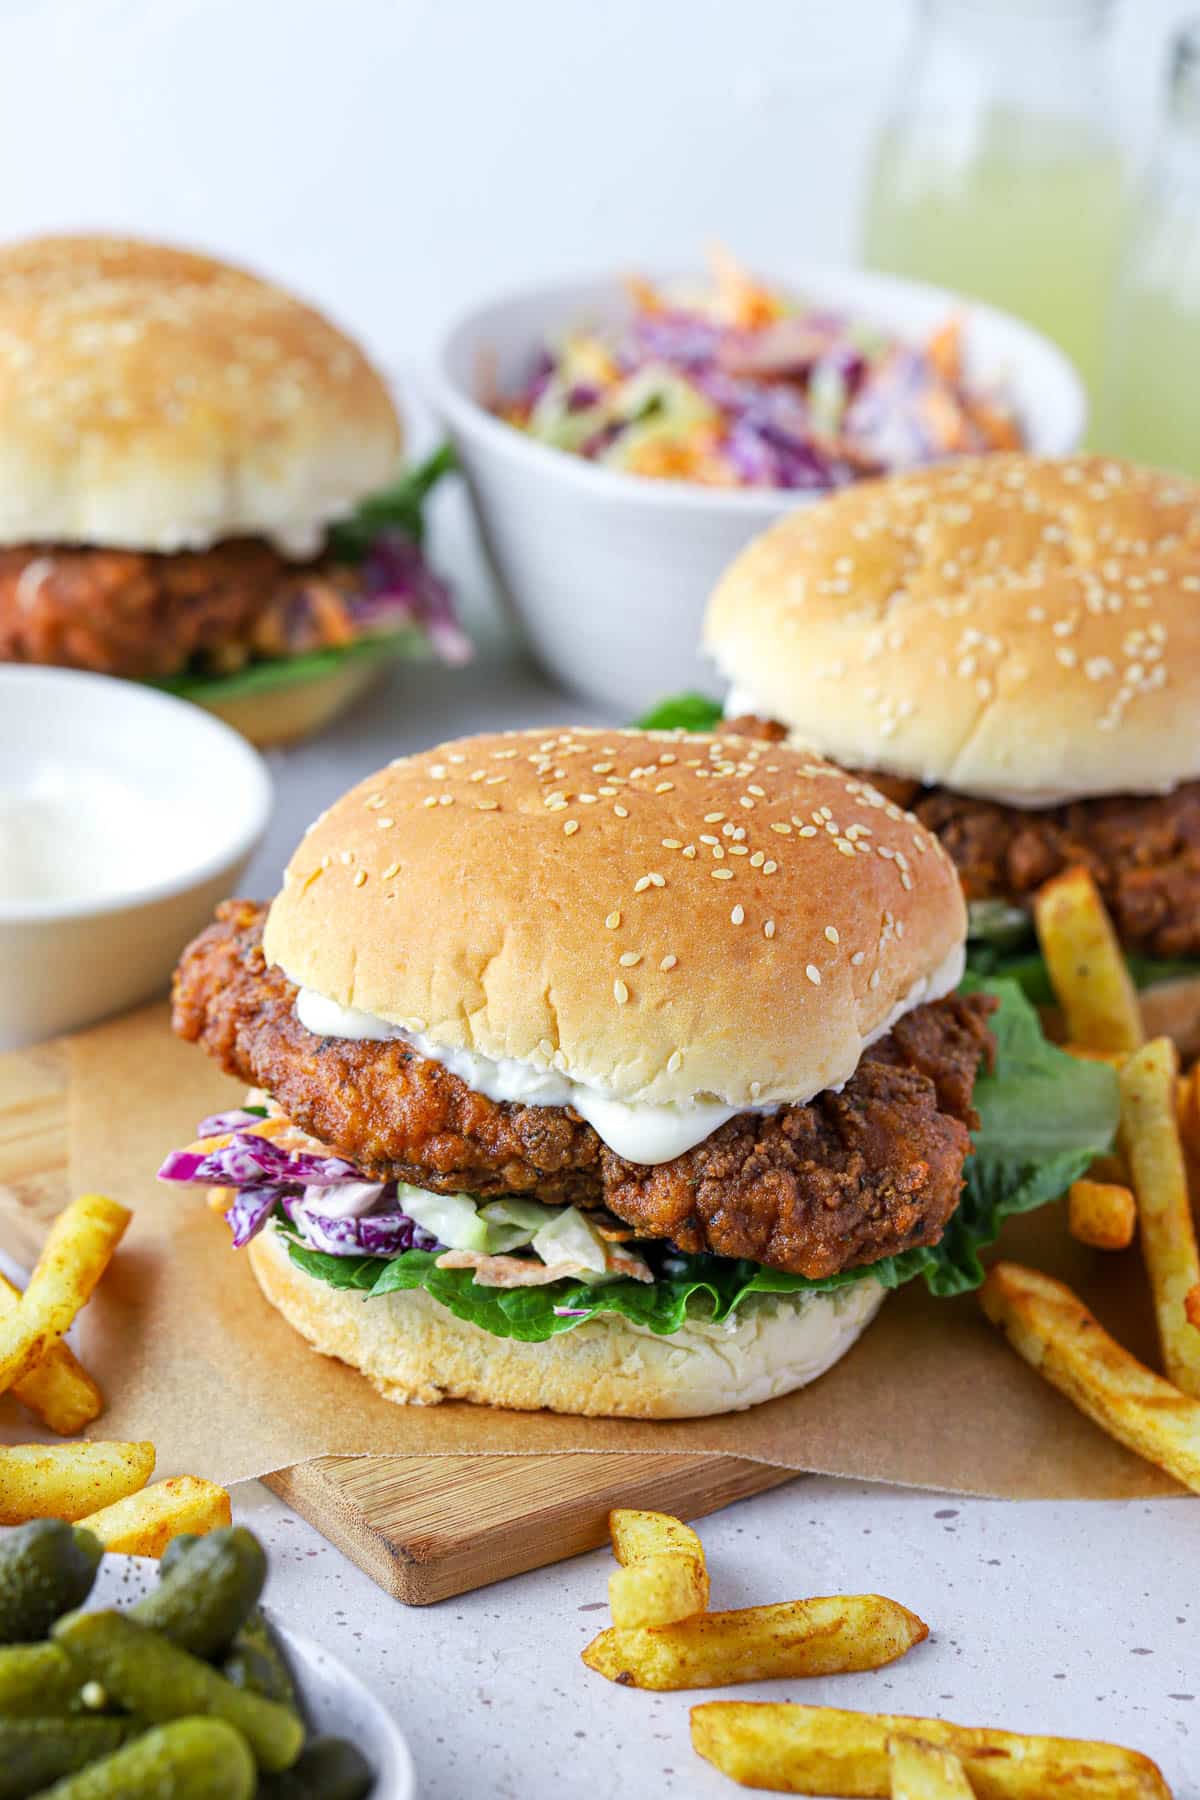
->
[584, 1507, 1169, 1794]
[0, 1193, 230, 1553]
[979, 867, 1200, 1496]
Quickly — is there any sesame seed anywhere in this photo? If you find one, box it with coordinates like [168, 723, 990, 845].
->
[382, 861, 401, 880]
[731, 904, 745, 925]
[770, 821, 792, 835]
[660, 954, 678, 971]
[750, 851, 765, 868]
[476, 799, 500, 810]
[614, 805, 629, 818]
[799, 825, 818, 837]
[662, 838, 683, 850]
[763, 919, 776, 939]
[851, 950, 865, 965]
[747, 784, 765, 797]
[619, 951, 641, 967]
[634, 875, 652, 893]
[763, 860, 778, 875]
[376, 817, 394, 829]
[654, 781, 674, 793]
[353, 869, 368, 888]
[667, 1050, 683, 1073]
[739, 797, 755, 810]
[869, 970, 881, 989]
[422, 795, 437, 808]
[605, 911, 621, 929]
[825, 926, 839, 943]
[563, 819, 579, 836]
[682, 845, 697, 859]
[712, 868, 734, 881]
[613, 979, 629, 1005]
[806, 964, 821, 985]
[704, 813, 725, 823]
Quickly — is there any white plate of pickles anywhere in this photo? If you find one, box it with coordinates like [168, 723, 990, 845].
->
[0, 1519, 416, 1797]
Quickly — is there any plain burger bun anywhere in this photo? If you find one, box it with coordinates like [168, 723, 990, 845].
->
[705, 455, 1200, 805]
[0, 234, 401, 556]
[264, 726, 968, 1113]
[248, 1219, 885, 1417]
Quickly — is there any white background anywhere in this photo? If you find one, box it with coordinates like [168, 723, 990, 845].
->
[0, 0, 1194, 366]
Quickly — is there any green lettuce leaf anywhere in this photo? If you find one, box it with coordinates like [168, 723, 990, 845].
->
[635, 692, 724, 732]
[279, 978, 1117, 1342]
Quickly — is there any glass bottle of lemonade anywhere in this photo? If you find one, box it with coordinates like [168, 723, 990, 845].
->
[1096, 22, 1200, 474]
[861, 0, 1125, 412]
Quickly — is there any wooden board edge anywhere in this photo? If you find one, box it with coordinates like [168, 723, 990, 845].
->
[265, 1454, 796, 1605]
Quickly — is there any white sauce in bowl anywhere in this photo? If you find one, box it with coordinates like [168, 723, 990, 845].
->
[0, 763, 189, 906]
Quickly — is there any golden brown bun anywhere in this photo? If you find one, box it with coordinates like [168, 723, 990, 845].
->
[248, 1221, 885, 1417]
[189, 652, 393, 749]
[263, 726, 967, 1110]
[705, 455, 1200, 803]
[0, 235, 400, 554]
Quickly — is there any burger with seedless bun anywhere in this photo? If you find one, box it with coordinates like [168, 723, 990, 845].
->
[161, 729, 1116, 1418]
[0, 235, 467, 745]
[703, 454, 1200, 1041]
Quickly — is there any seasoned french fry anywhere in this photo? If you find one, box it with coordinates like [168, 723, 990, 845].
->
[690, 1702, 1171, 1797]
[78, 1474, 232, 1556]
[0, 1195, 130, 1395]
[0, 1271, 102, 1434]
[1067, 1179, 1136, 1251]
[583, 1595, 927, 1691]
[888, 1735, 975, 1800]
[1176, 1065, 1200, 1161]
[981, 1261, 1200, 1493]
[610, 1554, 709, 1631]
[1119, 1038, 1200, 1397]
[1034, 867, 1143, 1054]
[0, 1440, 154, 1524]
[608, 1509, 709, 1629]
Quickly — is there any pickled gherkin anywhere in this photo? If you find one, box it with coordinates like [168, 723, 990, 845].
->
[0, 1521, 101, 1644]
[52, 1611, 303, 1772]
[34, 1717, 254, 1799]
[0, 1717, 133, 1799]
[130, 1528, 266, 1659]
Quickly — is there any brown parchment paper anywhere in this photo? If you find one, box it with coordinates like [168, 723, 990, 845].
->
[0, 1002, 1183, 1498]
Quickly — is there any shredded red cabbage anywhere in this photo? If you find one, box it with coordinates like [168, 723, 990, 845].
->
[159, 1127, 438, 1257]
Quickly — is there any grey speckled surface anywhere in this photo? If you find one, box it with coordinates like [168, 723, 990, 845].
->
[234, 1478, 1198, 1798]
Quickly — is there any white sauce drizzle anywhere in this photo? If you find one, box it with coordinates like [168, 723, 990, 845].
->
[293, 939, 964, 1167]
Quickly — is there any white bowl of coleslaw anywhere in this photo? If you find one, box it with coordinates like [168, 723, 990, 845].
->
[431, 262, 1087, 713]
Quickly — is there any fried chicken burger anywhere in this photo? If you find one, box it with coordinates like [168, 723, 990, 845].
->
[702, 454, 1200, 1044]
[161, 729, 1116, 1418]
[0, 235, 467, 746]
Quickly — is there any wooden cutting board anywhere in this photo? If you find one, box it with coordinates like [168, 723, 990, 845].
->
[0, 1038, 791, 1604]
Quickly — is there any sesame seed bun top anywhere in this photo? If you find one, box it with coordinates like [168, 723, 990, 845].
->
[0, 234, 401, 556]
[704, 455, 1200, 804]
[262, 727, 967, 1111]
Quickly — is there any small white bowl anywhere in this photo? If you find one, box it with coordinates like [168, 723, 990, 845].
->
[0, 667, 271, 1050]
[431, 267, 1088, 713]
[87, 1555, 416, 1798]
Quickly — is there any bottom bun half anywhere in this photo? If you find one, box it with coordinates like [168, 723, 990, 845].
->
[189, 652, 391, 748]
[248, 1222, 885, 1419]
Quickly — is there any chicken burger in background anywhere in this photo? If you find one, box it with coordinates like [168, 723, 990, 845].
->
[0, 235, 468, 746]
[161, 728, 1114, 1419]
[701, 454, 1200, 1045]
